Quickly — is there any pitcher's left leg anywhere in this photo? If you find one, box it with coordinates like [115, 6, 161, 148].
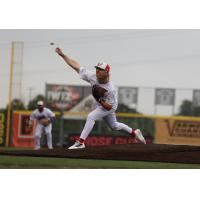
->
[103, 112, 132, 132]
[104, 113, 146, 144]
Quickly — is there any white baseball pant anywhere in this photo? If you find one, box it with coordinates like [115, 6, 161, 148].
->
[80, 107, 132, 140]
[35, 123, 53, 149]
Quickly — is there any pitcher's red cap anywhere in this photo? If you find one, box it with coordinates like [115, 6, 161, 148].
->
[95, 62, 110, 73]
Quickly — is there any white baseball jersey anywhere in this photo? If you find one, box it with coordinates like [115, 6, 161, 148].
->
[30, 107, 55, 122]
[79, 67, 118, 111]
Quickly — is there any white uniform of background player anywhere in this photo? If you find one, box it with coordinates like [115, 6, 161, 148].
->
[29, 101, 55, 150]
[55, 47, 146, 149]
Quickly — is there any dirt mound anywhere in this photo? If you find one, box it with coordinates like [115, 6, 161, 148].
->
[1, 144, 200, 164]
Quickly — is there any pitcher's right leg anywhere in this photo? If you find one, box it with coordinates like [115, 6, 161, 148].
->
[68, 107, 111, 149]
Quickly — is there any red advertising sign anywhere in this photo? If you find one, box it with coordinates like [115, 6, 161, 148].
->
[69, 135, 140, 146]
[12, 112, 36, 148]
[46, 84, 81, 110]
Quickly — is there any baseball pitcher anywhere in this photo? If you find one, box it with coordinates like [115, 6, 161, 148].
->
[56, 48, 146, 149]
[29, 101, 55, 150]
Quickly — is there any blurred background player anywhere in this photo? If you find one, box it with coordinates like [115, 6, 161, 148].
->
[29, 100, 55, 150]
[55, 47, 146, 149]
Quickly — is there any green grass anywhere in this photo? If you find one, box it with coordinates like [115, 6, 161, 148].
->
[0, 155, 200, 169]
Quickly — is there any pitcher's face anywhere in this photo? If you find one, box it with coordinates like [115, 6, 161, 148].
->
[96, 68, 109, 84]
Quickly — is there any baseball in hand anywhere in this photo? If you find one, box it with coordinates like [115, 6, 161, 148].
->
[55, 47, 62, 54]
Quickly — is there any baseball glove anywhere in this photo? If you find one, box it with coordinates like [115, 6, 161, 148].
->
[92, 85, 107, 102]
[39, 118, 50, 126]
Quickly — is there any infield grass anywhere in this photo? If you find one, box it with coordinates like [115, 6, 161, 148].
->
[0, 155, 200, 169]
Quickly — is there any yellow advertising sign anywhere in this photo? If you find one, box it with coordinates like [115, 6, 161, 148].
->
[155, 117, 200, 145]
[0, 113, 5, 146]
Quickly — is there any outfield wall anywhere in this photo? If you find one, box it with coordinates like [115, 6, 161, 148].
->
[7, 111, 200, 148]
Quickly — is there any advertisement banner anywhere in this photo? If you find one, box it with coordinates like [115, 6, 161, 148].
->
[155, 116, 200, 145]
[118, 87, 138, 108]
[193, 90, 200, 106]
[69, 134, 144, 147]
[155, 88, 175, 105]
[0, 112, 6, 146]
[45, 84, 91, 111]
[12, 112, 36, 148]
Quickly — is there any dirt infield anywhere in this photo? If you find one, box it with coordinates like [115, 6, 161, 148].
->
[1, 143, 200, 164]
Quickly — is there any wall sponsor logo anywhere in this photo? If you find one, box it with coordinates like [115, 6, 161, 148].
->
[69, 135, 138, 146]
[0, 113, 5, 146]
[155, 88, 175, 105]
[118, 87, 138, 107]
[20, 115, 35, 136]
[46, 84, 80, 110]
[12, 112, 35, 148]
[193, 90, 200, 106]
[165, 120, 200, 138]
